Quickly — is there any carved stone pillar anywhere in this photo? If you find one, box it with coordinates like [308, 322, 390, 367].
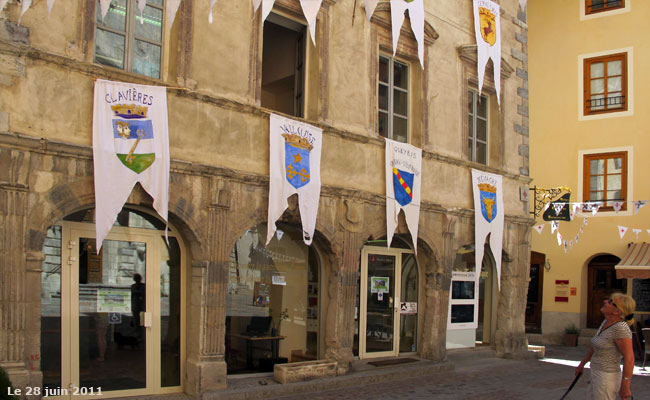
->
[325, 200, 364, 374]
[419, 214, 455, 361]
[186, 182, 230, 394]
[0, 183, 31, 389]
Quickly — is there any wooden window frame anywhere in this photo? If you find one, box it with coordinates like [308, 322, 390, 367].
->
[94, 0, 166, 79]
[378, 54, 410, 143]
[582, 151, 628, 211]
[583, 53, 627, 116]
[467, 89, 489, 165]
[585, 0, 625, 15]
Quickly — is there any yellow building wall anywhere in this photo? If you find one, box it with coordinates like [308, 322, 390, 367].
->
[529, 0, 650, 340]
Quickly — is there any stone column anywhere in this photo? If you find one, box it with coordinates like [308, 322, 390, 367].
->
[419, 214, 454, 361]
[493, 220, 532, 358]
[325, 200, 364, 374]
[186, 182, 230, 394]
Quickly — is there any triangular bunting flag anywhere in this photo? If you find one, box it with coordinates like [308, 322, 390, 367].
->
[632, 229, 641, 239]
[47, 0, 55, 15]
[472, 0, 501, 105]
[300, 0, 323, 46]
[364, 0, 379, 21]
[99, 0, 112, 22]
[557, 232, 562, 246]
[551, 220, 559, 234]
[618, 226, 628, 240]
[583, 217, 588, 226]
[18, 0, 32, 24]
[390, 0, 425, 68]
[573, 203, 581, 215]
[533, 224, 545, 234]
[519, 0, 527, 10]
[575, 235, 579, 244]
[634, 200, 648, 215]
[137, 0, 147, 24]
[167, 0, 181, 28]
[209, 0, 217, 23]
[254, 0, 276, 23]
[647, 229, 650, 238]
[613, 201, 624, 213]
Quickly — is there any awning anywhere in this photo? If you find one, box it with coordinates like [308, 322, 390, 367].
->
[615, 242, 650, 279]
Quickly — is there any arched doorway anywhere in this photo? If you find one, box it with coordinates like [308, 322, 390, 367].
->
[357, 237, 419, 359]
[587, 254, 624, 328]
[40, 206, 185, 397]
[225, 223, 321, 374]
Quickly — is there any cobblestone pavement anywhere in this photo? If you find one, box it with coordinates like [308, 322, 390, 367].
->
[270, 346, 650, 400]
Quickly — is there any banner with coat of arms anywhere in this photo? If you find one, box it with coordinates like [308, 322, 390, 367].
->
[390, 0, 425, 69]
[472, 0, 501, 105]
[386, 138, 422, 253]
[267, 114, 322, 246]
[93, 79, 169, 252]
[471, 169, 503, 289]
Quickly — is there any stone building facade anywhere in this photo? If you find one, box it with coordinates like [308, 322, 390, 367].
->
[0, 0, 532, 397]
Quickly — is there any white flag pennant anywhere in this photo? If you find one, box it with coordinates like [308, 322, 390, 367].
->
[390, 0, 425, 68]
[551, 220, 559, 234]
[612, 201, 624, 213]
[533, 224, 545, 234]
[386, 139, 422, 254]
[137, 0, 147, 24]
[47, 0, 56, 15]
[300, 0, 323, 46]
[553, 202, 565, 216]
[575, 234, 579, 244]
[253, 0, 275, 23]
[167, 0, 182, 28]
[556, 232, 562, 246]
[564, 241, 568, 253]
[634, 200, 648, 215]
[632, 229, 641, 239]
[364, 0, 379, 21]
[591, 202, 601, 216]
[93, 80, 170, 252]
[472, 169, 504, 289]
[519, 0, 527, 10]
[472, 0, 501, 105]
[267, 114, 322, 246]
[618, 225, 628, 240]
[583, 217, 588, 226]
[99, 0, 112, 22]
[18, 0, 32, 24]
[572, 203, 582, 215]
[208, 0, 217, 23]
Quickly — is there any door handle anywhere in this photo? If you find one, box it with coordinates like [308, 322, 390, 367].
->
[140, 311, 152, 328]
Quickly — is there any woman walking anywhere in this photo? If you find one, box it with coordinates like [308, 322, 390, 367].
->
[576, 292, 636, 399]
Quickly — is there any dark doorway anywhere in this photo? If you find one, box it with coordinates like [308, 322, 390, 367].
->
[526, 251, 545, 333]
[587, 254, 625, 328]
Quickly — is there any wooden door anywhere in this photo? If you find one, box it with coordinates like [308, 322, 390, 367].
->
[587, 255, 625, 328]
[526, 252, 545, 333]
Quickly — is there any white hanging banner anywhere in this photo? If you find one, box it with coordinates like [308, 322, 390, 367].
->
[634, 200, 648, 215]
[618, 225, 628, 240]
[99, 0, 112, 22]
[519, 0, 527, 10]
[167, 0, 182, 28]
[137, 0, 147, 24]
[18, 0, 32, 24]
[385, 138, 422, 253]
[471, 169, 504, 290]
[93, 80, 170, 252]
[209, 0, 217, 23]
[390, 0, 425, 68]
[533, 224, 544, 234]
[364, 0, 379, 21]
[472, 0, 501, 105]
[299, 0, 323, 46]
[267, 114, 322, 246]
[47, 0, 56, 15]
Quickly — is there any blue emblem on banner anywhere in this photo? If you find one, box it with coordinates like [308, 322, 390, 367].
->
[283, 133, 313, 189]
[392, 168, 414, 207]
[478, 183, 497, 223]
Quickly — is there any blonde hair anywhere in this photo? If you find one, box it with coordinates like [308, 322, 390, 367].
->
[611, 292, 636, 326]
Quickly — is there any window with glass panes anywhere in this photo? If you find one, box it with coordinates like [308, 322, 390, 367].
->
[94, 0, 164, 79]
[468, 90, 488, 165]
[583, 53, 627, 115]
[585, 0, 624, 15]
[378, 56, 409, 143]
[583, 152, 627, 210]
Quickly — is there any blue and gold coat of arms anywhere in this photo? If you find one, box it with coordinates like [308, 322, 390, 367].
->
[393, 168, 414, 207]
[111, 104, 155, 174]
[283, 133, 312, 189]
[478, 183, 497, 222]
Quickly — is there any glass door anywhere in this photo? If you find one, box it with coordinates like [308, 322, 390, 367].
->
[360, 248, 400, 358]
